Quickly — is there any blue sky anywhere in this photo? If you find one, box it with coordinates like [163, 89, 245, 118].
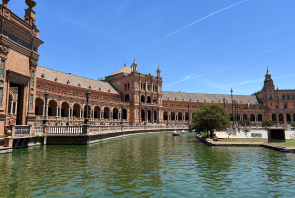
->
[8, 0, 295, 95]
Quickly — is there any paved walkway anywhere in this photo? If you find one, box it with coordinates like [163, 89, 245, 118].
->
[215, 130, 295, 139]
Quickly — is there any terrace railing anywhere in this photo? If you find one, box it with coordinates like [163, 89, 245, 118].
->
[47, 126, 83, 135]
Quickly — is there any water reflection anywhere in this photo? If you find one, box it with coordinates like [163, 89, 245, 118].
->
[0, 133, 295, 197]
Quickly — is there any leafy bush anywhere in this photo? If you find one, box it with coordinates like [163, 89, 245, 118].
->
[238, 120, 250, 127]
[291, 121, 295, 127]
[262, 120, 274, 127]
[244, 128, 250, 132]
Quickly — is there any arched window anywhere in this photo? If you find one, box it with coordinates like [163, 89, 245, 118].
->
[125, 94, 130, 102]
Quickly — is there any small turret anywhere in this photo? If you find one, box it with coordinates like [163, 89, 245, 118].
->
[2, 0, 10, 8]
[156, 64, 161, 77]
[24, 0, 37, 27]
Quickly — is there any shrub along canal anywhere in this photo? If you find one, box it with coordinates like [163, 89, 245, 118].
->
[0, 132, 295, 197]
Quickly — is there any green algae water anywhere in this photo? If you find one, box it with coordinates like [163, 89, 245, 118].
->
[1, 132, 295, 197]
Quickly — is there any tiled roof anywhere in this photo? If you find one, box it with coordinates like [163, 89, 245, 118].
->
[162, 91, 258, 104]
[37, 66, 119, 94]
[110, 66, 133, 76]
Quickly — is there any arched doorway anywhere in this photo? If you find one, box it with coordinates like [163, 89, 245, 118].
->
[171, 112, 175, 120]
[94, 106, 101, 119]
[163, 111, 168, 120]
[147, 110, 151, 122]
[104, 107, 110, 119]
[154, 110, 157, 121]
[48, 100, 57, 117]
[272, 113, 276, 122]
[147, 96, 151, 103]
[185, 112, 189, 121]
[61, 102, 70, 117]
[141, 109, 145, 122]
[122, 108, 127, 120]
[287, 113, 291, 123]
[258, 114, 262, 122]
[178, 112, 183, 121]
[113, 108, 119, 119]
[73, 103, 81, 118]
[250, 114, 255, 122]
[35, 98, 44, 116]
[243, 114, 247, 120]
[279, 113, 284, 123]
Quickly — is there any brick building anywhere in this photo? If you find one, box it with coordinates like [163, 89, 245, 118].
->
[0, 1, 293, 138]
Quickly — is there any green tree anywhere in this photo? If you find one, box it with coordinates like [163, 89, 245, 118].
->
[262, 120, 273, 127]
[291, 121, 295, 127]
[192, 103, 231, 138]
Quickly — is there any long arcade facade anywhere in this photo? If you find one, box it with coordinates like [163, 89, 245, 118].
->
[1, 1, 295, 138]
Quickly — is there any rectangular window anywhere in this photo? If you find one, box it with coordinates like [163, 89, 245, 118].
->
[292, 95, 294, 100]
[282, 95, 285, 100]
[3, 30, 7, 36]
[29, 94, 33, 110]
[0, 88, 2, 106]
[148, 85, 150, 91]
[287, 95, 290, 100]
[0, 59, 5, 78]
[31, 71, 35, 86]
[284, 102, 287, 109]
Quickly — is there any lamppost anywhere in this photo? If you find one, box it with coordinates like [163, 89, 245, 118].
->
[43, 91, 49, 125]
[234, 100, 240, 132]
[121, 104, 123, 125]
[84, 91, 90, 124]
[223, 98, 225, 108]
[188, 101, 191, 131]
[230, 88, 235, 129]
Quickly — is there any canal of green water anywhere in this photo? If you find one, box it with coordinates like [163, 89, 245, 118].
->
[0, 132, 295, 197]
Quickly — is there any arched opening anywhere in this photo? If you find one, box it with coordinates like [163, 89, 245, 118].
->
[141, 95, 145, 103]
[178, 112, 183, 121]
[73, 103, 81, 118]
[94, 106, 101, 119]
[250, 114, 255, 122]
[122, 109, 127, 119]
[258, 114, 262, 122]
[35, 98, 44, 116]
[279, 113, 284, 123]
[287, 113, 291, 123]
[113, 108, 119, 119]
[61, 102, 70, 117]
[272, 113, 276, 122]
[124, 94, 130, 102]
[243, 114, 247, 120]
[48, 100, 57, 117]
[293, 113, 295, 121]
[185, 112, 189, 121]
[141, 109, 145, 122]
[163, 111, 168, 120]
[171, 112, 175, 120]
[154, 110, 157, 121]
[147, 96, 151, 103]
[104, 107, 110, 119]
[147, 110, 151, 122]
[84, 105, 91, 118]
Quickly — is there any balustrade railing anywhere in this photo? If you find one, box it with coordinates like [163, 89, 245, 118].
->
[14, 125, 30, 137]
[47, 126, 83, 134]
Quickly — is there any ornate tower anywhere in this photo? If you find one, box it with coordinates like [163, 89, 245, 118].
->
[263, 68, 274, 89]
[132, 58, 137, 72]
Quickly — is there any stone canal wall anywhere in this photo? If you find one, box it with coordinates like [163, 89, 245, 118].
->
[196, 134, 295, 153]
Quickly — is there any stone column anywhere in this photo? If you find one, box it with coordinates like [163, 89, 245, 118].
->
[10, 101, 14, 114]
[79, 109, 82, 118]
[176, 114, 178, 121]
[56, 107, 59, 117]
[46, 105, 48, 116]
[82, 109, 84, 118]
[14, 102, 18, 115]
[118, 112, 120, 120]
[68, 108, 71, 118]
[43, 105, 45, 116]
[59, 107, 62, 117]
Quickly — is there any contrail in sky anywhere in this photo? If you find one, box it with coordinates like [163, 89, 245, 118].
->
[127, 0, 248, 58]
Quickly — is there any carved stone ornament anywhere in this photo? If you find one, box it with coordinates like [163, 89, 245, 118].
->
[30, 59, 38, 68]
[25, 0, 36, 8]
[0, 45, 9, 55]
[2, 0, 10, 6]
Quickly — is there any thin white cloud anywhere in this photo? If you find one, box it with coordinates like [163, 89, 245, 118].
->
[127, 0, 248, 58]
[164, 73, 201, 87]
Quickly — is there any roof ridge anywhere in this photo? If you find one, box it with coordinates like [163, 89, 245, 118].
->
[162, 91, 253, 96]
